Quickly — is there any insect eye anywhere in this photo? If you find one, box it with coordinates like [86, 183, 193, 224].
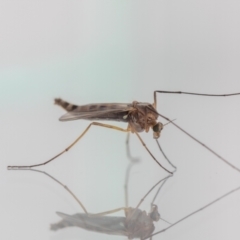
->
[152, 123, 163, 139]
[152, 123, 160, 132]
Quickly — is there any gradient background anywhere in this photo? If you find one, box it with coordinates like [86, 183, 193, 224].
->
[1, 1, 240, 240]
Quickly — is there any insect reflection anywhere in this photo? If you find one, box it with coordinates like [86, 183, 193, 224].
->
[7, 91, 240, 174]
[49, 136, 175, 240]
[14, 152, 240, 240]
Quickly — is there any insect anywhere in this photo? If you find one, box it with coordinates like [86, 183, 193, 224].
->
[7, 91, 240, 174]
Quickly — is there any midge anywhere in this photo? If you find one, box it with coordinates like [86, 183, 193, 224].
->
[7, 90, 240, 173]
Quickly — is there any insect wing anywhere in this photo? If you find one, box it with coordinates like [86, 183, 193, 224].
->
[51, 212, 127, 236]
[59, 103, 132, 122]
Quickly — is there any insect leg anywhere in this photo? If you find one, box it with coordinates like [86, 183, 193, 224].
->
[153, 90, 240, 109]
[134, 131, 173, 174]
[8, 122, 172, 174]
[7, 122, 128, 169]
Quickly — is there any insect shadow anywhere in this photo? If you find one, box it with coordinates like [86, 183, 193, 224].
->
[7, 90, 240, 174]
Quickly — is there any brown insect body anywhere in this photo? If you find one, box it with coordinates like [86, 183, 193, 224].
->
[55, 98, 161, 135]
[50, 206, 159, 240]
[128, 101, 159, 134]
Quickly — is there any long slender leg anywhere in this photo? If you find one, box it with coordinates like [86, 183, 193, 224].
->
[8, 122, 172, 174]
[7, 122, 128, 169]
[134, 131, 172, 174]
[153, 90, 240, 108]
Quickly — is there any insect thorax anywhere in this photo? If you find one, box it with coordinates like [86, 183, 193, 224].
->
[125, 208, 155, 239]
[129, 102, 159, 133]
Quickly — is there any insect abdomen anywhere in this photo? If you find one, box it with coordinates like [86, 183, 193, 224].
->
[54, 98, 78, 112]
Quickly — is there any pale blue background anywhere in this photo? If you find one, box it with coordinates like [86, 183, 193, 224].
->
[1, 1, 240, 240]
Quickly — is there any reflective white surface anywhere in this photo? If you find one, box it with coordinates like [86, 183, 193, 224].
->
[1, 1, 240, 240]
